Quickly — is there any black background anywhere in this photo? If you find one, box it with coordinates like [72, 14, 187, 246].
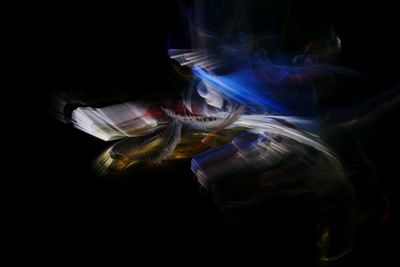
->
[3, 1, 400, 265]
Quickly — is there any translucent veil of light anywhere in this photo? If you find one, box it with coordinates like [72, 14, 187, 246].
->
[54, 0, 400, 263]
